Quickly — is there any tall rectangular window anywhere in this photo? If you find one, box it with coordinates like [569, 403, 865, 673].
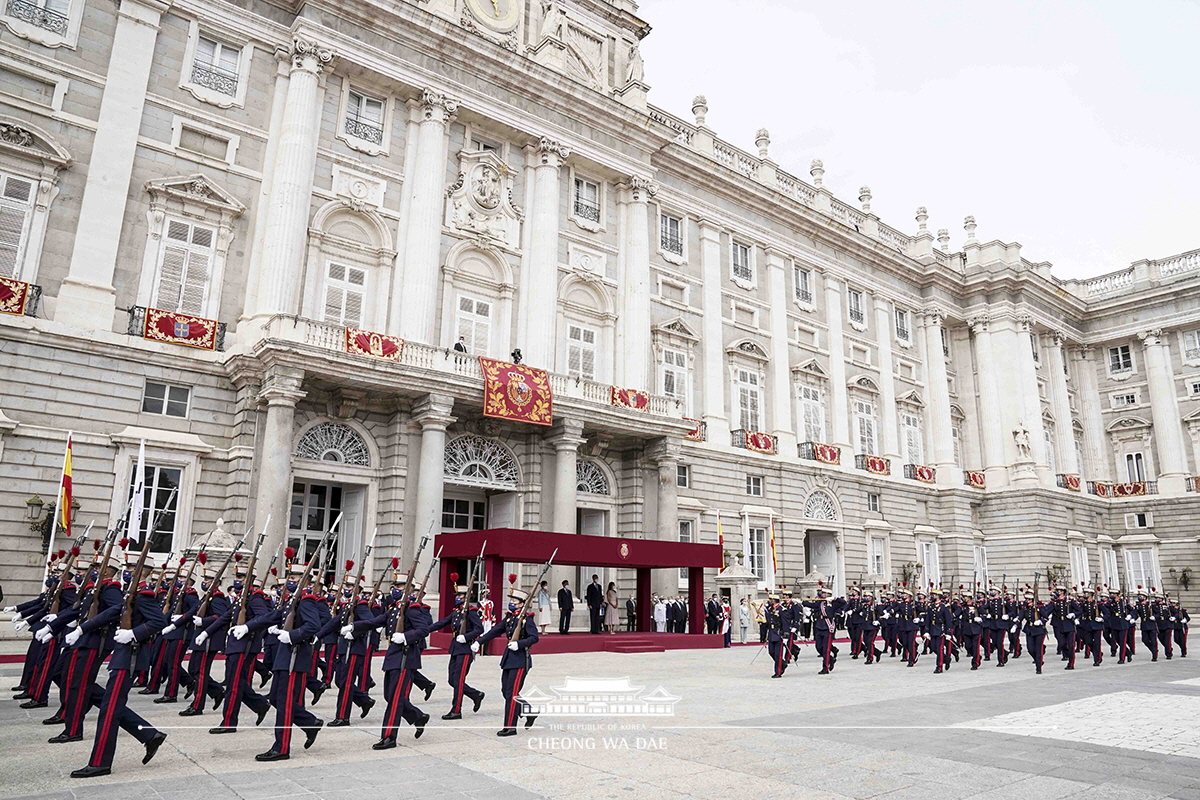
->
[661, 348, 690, 413]
[747, 526, 767, 581]
[345, 90, 385, 143]
[798, 384, 825, 443]
[901, 412, 922, 464]
[323, 262, 365, 327]
[856, 400, 877, 455]
[1108, 345, 1133, 373]
[660, 214, 683, 255]
[1125, 452, 1145, 482]
[0, 171, 34, 279]
[870, 537, 886, 575]
[1102, 549, 1120, 589]
[731, 241, 752, 282]
[1074, 436, 1085, 478]
[940, 327, 950, 357]
[847, 289, 865, 324]
[567, 324, 597, 380]
[678, 520, 692, 584]
[920, 541, 940, 585]
[193, 36, 240, 96]
[455, 295, 491, 356]
[1185, 330, 1200, 361]
[736, 368, 761, 431]
[1044, 428, 1057, 474]
[793, 266, 812, 304]
[972, 545, 988, 586]
[676, 464, 690, 488]
[952, 423, 963, 467]
[1125, 548, 1156, 592]
[1070, 544, 1089, 587]
[128, 464, 181, 553]
[573, 178, 600, 222]
[1031, 335, 1040, 363]
[154, 219, 214, 315]
[894, 308, 910, 342]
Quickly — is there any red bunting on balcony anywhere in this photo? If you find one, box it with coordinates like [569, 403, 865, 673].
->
[345, 327, 404, 361]
[744, 430, 776, 454]
[860, 455, 890, 475]
[1062, 474, 1081, 492]
[909, 464, 936, 484]
[479, 357, 552, 426]
[1111, 481, 1146, 497]
[812, 443, 841, 465]
[0, 276, 30, 316]
[142, 307, 218, 350]
[964, 470, 986, 489]
[610, 386, 649, 411]
[684, 418, 704, 442]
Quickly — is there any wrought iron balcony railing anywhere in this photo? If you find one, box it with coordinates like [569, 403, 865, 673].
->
[6, 0, 68, 34]
[344, 115, 384, 144]
[190, 61, 239, 96]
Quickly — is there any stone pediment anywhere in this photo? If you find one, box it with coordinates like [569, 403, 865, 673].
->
[1106, 415, 1151, 432]
[727, 339, 769, 362]
[897, 390, 924, 407]
[145, 174, 246, 215]
[792, 359, 827, 379]
[0, 117, 72, 168]
[653, 317, 699, 341]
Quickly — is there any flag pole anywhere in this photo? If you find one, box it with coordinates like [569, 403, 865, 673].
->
[45, 431, 73, 583]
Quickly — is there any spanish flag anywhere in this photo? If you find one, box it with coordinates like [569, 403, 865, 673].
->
[716, 510, 725, 570]
[769, 516, 779, 576]
[57, 433, 73, 533]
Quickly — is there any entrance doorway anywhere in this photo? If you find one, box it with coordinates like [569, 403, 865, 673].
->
[805, 530, 838, 587]
[289, 480, 364, 584]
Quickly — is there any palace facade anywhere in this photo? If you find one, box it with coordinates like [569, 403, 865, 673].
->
[1, 0, 1198, 614]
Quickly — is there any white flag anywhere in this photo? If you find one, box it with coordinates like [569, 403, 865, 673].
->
[131, 440, 147, 545]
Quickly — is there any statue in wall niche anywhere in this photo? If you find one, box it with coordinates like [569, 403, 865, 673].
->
[472, 164, 501, 210]
[1013, 423, 1032, 461]
[625, 43, 645, 84]
[539, 0, 564, 40]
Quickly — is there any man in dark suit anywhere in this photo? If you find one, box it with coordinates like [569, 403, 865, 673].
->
[665, 599, 676, 633]
[556, 580, 573, 635]
[706, 594, 721, 634]
[625, 596, 637, 631]
[585, 576, 603, 635]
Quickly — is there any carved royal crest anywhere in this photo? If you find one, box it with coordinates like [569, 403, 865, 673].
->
[446, 151, 522, 247]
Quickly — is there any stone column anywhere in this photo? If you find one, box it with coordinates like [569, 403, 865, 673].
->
[56, 0, 169, 323]
[548, 418, 585, 534]
[1013, 314, 1051, 485]
[396, 91, 459, 344]
[969, 315, 1008, 487]
[1044, 332, 1079, 477]
[824, 275, 851, 450]
[765, 249, 795, 454]
[699, 220, 729, 443]
[1069, 346, 1111, 482]
[520, 137, 570, 370]
[616, 176, 657, 390]
[254, 366, 306, 558]
[245, 37, 335, 324]
[648, 437, 682, 601]
[410, 394, 456, 566]
[1138, 329, 1188, 494]
[922, 309, 956, 481]
[873, 295, 900, 461]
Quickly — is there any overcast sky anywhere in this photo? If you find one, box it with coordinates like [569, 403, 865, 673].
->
[637, 0, 1200, 280]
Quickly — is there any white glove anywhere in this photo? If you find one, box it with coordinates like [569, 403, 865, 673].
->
[1010, 626, 1017, 634]
[193, 616, 204, 627]
[277, 630, 291, 645]
[973, 616, 982, 623]
[507, 641, 518, 651]
[1126, 615, 1134, 622]
[341, 624, 354, 639]
[114, 628, 135, 645]
[1002, 615, 1009, 621]
[44, 613, 57, 623]
[231, 624, 248, 640]
[9, 612, 21, 623]
[470, 641, 479, 653]
[35, 627, 52, 643]
[2, 605, 15, 613]
[160, 624, 176, 635]
[391, 632, 406, 645]
[1067, 613, 1075, 619]
[873, 621, 880, 627]
[267, 625, 280, 635]
[68, 620, 78, 629]
[1171, 617, 1177, 622]
[790, 628, 798, 634]
[195, 631, 208, 646]
[455, 634, 467, 644]
[13, 620, 28, 632]
[65, 628, 82, 646]
[1033, 620, 1043, 626]
[171, 614, 183, 623]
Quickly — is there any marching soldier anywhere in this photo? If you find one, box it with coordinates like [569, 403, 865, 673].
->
[892, 586, 920, 667]
[155, 564, 200, 704]
[205, 556, 271, 734]
[802, 582, 844, 674]
[427, 575, 486, 720]
[364, 573, 431, 748]
[860, 593, 883, 663]
[476, 577, 540, 736]
[982, 585, 1011, 667]
[780, 589, 801, 661]
[1077, 586, 1105, 666]
[1020, 588, 1048, 674]
[180, 559, 228, 716]
[1157, 591, 1176, 659]
[1135, 587, 1159, 661]
[764, 593, 787, 678]
[928, 588, 955, 674]
[846, 586, 865, 659]
[1005, 586, 1023, 658]
[1172, 599, 1189, 657]
[961, 589, 984, 670]
[329, 574, 376, 726]
[1047, 586, 1080, 669]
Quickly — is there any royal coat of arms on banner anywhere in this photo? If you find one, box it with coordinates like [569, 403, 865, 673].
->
[744, 431, 776, 454]
[479, 357, 553, 426]
[610, 386, 649, 411]
[345, 327, 404, 361]
[0, 276, 30, 316]
[142, 307, 218, 350]
[812, 443, 841, 465]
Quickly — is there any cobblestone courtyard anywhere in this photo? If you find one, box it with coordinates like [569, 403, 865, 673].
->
[2, 645, 1198, 800]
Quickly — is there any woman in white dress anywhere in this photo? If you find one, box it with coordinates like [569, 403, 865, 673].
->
[536, 580, 552, 634]
[605, 582, 619, 632]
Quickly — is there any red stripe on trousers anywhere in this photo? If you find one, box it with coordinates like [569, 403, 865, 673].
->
[31, 638, 57, 699]
[89, 669, 124, 767]
[506, 668, 525, 728]
[221, 652, 244, 727]
[281, 670, 296, 754]
[69, 649, 97, 737]
[454, 657, 470, 713]
[339, 654, 359, 720]
[62, 650, 79, 730]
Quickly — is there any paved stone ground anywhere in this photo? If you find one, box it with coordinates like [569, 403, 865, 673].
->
[1, 642, 1198, 800]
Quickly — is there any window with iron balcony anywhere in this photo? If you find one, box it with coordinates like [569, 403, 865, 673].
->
[345, 91, 385, 144]
[192, 36, 240, 97]
[660, 214, 683, 255]
[847, 289, 865, 325]
[573, 179, 600, 223]
[794, 266, 813, 304]
[6, 0, 69, 34]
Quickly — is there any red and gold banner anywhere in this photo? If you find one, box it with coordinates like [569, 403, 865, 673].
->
[1062, 474, 1081, 492]
[1090, 482, 1113, 498]
[911, 464, 936, 484]
[345, 327, 404, 361]
[0, 276, 30, 316]
[860, 455, 890, 475]
[743, 430, 776, 455]
[684, 418, 704, 442]
[143, 307, 218, 350]
[610, 386, 649, 411]
[812, 443, 841, 465]
[479, 357, 552, 426]
[965, 470, 986, 489]
[1112, 481, 1146, 498]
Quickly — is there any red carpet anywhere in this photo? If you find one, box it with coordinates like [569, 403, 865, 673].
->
[429, 630, 725, 654]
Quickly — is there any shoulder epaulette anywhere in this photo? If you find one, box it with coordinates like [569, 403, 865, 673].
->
[138, 588, 156, 596]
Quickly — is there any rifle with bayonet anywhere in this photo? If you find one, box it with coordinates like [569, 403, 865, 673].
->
[508, 549, 558, 645]
[282, 516, 340, 671]
[168, 536, 211, 624]
[337, 526, 375, 631]
[46, 528, 90, 614]
[235, 517, 270, 627]
[193, 529, 248, 622]
[458, 539, 488, 636]
[387, 534, 430, 639]
[119, 490, 181, 656]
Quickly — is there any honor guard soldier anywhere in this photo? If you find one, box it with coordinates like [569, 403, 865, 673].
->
[764, 593, 787, 678]
[1020, 588, 1048, 674]
[24, 559, 77, 711]
[1077, 586, 1105, 666]
[961, 589, 984, 669]
[780, 588, 801, 661]
[427, 573, 486, 720]
[206, 554, 271, 734]
[846, 586, 865, 659]
[69, 563, 169, 778]
[1171, 598, 1189, 656]
[477, 576, 540, 736]
[982, 585, 1011, 667]
[1157, 591, 1175, 659]
[7, 554, 64, 698]
[928, 588, 955, 673]
[1108, 587, 1137, 663]
[892, 585, 920, 667]
[1134, 587, 1159, 661]
[255, 555, 325, 762]
[366, 572, 432, 749]
[1047, 586, 1080, 669]
[329, 571, 376, 726]
[860, 594, 883, 663]
[802, 582, 844, 674]
[1005, 586, 1023, 658]
[181, 556, 228, 716]
[156, 558, 200, 704]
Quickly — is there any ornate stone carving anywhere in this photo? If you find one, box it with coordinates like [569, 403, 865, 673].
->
[445, 150, 522, 248]
[296, 422, 371, 466]
[1137, 328, 1165, 347]
[0, 123, 35, 148]
[1013, 423, 1032, 460]
[624, 43, 645, 84]
[535, 136, 571, 165]
[290, 37, 336, 74]
[967, 315, 990, 335]
[420, 89, 460, 121]
[625, 175, 658, 202]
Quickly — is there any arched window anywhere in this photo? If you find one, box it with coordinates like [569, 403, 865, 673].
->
[444, 435, 519, 488]
[296, 422, 370, 466]
[803, 490, 839, 521]
[576, 460, 610, 495]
